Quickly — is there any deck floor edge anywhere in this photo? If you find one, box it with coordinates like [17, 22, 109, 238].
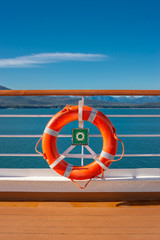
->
[1, 192, 160, 201]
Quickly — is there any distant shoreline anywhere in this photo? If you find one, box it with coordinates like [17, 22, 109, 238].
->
[1, 87, 160, 109]
[1, 106, 160, 109]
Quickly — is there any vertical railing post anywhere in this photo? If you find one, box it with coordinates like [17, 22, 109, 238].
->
[78, 96, 85, 166]
[81, 96, 85, 166]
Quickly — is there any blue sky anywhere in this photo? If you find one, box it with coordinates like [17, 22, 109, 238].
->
[0, 0, 159, 90]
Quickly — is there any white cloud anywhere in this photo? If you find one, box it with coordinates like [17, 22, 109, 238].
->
[0, 52, 109, 68]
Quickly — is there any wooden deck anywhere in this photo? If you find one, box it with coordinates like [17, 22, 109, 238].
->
[0, 201, 160, 240]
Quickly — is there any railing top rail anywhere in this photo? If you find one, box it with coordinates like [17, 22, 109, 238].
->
[0, 89, 160, 96]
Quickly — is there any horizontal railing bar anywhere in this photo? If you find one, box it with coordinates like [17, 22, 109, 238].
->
[0, 154, 160, 157]
[0, 115, 53, 117]
[0, 89, 160, 96]
[1, 114, 160, 118]
[117, 154, 160, 157]
[0, 154, 40, 156]
[65, 154, 95, 159]
[0, 135, 42, 138]
[0, 134, 160, 138]
[108, 115, 160, 118]
[118, 134, 160, 137]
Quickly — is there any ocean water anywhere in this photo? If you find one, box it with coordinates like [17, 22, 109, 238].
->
[0, 108, 160, 169]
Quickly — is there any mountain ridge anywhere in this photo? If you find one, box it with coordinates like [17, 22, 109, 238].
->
[0, 85, 160, 108]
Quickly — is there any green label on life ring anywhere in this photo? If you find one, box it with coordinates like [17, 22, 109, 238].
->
[72, 128, 89, 145]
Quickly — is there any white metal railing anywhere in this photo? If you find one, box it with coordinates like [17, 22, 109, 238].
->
[0, 88, 160, 178]
[0, 153, 160, 157]
[0, 114, 160, 117]
[0, 134, 160, 137]
[0, 115, 160, 158]
[0, 109, 160, 163]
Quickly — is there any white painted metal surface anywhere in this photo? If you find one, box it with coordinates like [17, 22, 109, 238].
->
[0, 168, 160, 193]
[78, 99, 84, 165]
[0, 114, 160, 117]
[1, 134, 160, 137]
[1, 153, 160, 157]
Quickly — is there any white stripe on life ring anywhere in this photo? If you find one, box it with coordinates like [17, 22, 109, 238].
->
[63, 164, 73, 178]
[44, 127, 59, 137]
[88, 108, 98, 123]
[93, 156, 108, 171]
[50, 154, 65, 169]
[101, 151, 115, 160]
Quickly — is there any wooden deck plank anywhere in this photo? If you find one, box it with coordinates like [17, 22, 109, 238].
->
[0, 201, 160, 214]
[1, 215, 160, 227]
[1, 233, 160, 240]
[0, 220, 160, 228]
[0, 202, 160, 240]
[1, 226, 160, 234]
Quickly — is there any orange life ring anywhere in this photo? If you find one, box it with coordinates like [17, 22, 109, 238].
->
[42, 105, 117, 180]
